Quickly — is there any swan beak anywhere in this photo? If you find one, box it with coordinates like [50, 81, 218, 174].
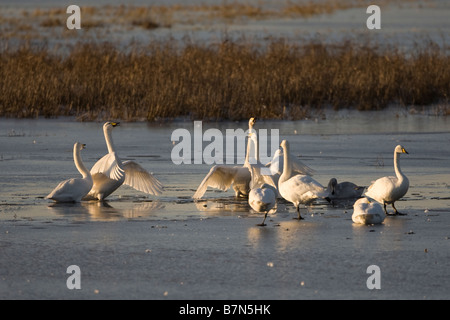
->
[82, 144, 86, 149]
[111, 122, 120, 127]
[402, 148, 409, 154]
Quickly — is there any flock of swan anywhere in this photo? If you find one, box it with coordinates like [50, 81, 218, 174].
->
[46, 122, 163, 203]
[46, 120, 410, 226]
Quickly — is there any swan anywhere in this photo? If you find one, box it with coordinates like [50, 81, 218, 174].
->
[352, 197, 385, 224]
[278, 140, 327, 220]
[46, 142, 93, 203]
[326, 178, 364, 200]
[265, 144, 315, 191]
[245, 132, 277, 226]
[86, 122, 163, 201]
[364, 145, 409, 215]
[193, 118, 256, 199]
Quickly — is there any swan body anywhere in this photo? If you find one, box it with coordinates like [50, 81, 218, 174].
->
[46, 142, 93, 203]
[326, 178, 364, 200]
[365, 145, 409, 215]
[278, 140, 327, 220]
[352, 197, 386, 224]
[246, 132, 277, 226]
[86, 122, 163, 200]
[193, 118, 256, 199]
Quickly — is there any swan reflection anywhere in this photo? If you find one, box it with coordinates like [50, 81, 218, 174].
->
[47, 200, 164, 221]
[194, 198, 250, 215]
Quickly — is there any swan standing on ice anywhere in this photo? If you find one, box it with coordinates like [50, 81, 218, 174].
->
[245, 131, 277, 226]
[86, 122, 163, 201]
[352, 197, 385, 225]
[46, 142, 93, 202]
[278, 140, 327, 220]
[365, 145, 409, 215]
[193, 118, 257, 199]
[326, 178, 364, 200]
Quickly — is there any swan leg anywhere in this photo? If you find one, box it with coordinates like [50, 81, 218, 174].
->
[257, 212, 268, 227]
[383, 202, 388, 215]
[391, 202, 407, 216]
[294, 205, 304, 220]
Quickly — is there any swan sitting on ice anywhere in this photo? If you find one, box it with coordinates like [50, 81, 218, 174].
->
[46, 142, 93, 202]
[352, 197, 385, 225]
[326, 178, 364, 200]
[86, 122, 163, 201]
[193, 118, 257, 199]
[364, 145, 409, 215]
[278, 140, 327, 220]
[245, 132, 277, 226]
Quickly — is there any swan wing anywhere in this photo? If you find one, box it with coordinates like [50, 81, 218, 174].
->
[290, 153, 315, 176]
[249, 164, 277, 190]
[193, 165, 240, 199]
[90, 152, 125, 181]
[46, 178, 92, 202]
[122, 160, 163, 195]
[267, 149, 315, 176]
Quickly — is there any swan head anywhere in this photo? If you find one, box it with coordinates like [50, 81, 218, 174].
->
[74, 142, 86, 151]
[395, 145, 409, 154]
[103, 121, 120, 131]
[280, 139, 288, 150]
[328, 178, 338, 195]
[248, 117, 256, 130]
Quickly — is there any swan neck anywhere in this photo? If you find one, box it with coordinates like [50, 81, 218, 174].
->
[104, 127, 116, 154]
[244, 135, 251, 164]
[74, 146, 90, 180]
[394, 151, 404, 179]
[253, 131, 259, 163]
[281, 143, 292, 179]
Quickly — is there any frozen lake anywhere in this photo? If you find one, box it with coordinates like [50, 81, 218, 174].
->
[0, 108, 449, 299]
[1, 107, 449, 222]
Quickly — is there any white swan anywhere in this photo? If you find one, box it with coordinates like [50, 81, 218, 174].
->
[245, 132, 277, 226]
[352, 197, 386, 224]
[86, 122, 163, 201]
[364, 145, 409, 215]
[278, 140, 327, 220]
[46, 142, 93, 203]
[266, 144, 315, 191]
[193, 118, 256, 199]
[326, 178, 364, 200]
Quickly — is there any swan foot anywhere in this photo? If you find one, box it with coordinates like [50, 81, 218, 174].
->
[257, 222, 267, 227]
[390, 203, 407, 216]
[257, 213, 268, 227]
[387, 211, 407, 216]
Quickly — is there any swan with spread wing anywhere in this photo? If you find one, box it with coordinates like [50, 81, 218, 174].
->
[85, 122, 163, 201]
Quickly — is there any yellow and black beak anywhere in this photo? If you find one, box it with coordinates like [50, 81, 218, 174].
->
[82, 144, 86, 149]
[402, 148, 409, 154]
[111, 122, 120, 127]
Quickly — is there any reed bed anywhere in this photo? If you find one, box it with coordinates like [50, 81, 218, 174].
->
[0, 39, 448, 121]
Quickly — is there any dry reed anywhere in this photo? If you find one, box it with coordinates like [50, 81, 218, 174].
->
[0, 39, 448, 121]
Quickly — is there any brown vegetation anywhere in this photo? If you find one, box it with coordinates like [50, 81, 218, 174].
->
[0, 39, 448, 121]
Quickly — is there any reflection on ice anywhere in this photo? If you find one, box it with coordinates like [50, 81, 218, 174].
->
[194, 198, 250, 215]
[46, 200, 165, 221]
